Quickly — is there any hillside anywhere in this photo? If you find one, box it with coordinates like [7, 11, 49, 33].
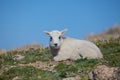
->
[84, 25, 120, 41]
[0, 26, 120, 80]
[0, 49, 7, 55]
[11, 42, 43, 51]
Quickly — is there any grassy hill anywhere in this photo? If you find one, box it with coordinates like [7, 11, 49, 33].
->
[84, 25, 120, 41]
[0, 26, 120, 80]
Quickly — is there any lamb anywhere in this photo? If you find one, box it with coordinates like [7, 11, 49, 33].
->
[44, 29, 103, 61]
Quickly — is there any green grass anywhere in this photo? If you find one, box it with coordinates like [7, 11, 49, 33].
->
[0, 52, 19, 70]
[95, 38, 120, 67]
[20, 48, 51, 63]
[0, 48, 51, 67]
[0, 66, 61, 80]
[0, 38, 120, 80]
[54, 59, 101, 79]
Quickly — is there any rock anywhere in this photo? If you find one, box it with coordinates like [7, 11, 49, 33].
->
[12, 76, 22, 80]
[62, 75, 81, 80]
[75, 75, 81, 80]
[88, 71, 96, 80]
[114, 68, 120, 80]
[62, 77, 75, 80]
[88, 65, 117, 80]
[13, 54, 25, 60]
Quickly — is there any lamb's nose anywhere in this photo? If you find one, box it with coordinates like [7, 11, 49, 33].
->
[54, 43, 58, 46]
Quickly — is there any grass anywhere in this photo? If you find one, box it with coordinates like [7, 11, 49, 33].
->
[0, 48, 51, 66]
[54, 59, 102, 79]
[0, 66, 61, 80]
[0, 38, 120, 80]
[20, 48, 51, 63]
[95, 37, 120, 67]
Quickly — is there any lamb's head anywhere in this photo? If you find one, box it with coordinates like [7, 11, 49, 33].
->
[44, 29, 67, 49]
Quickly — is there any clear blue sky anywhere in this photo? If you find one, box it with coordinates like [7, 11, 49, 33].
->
[0, 0, 120, 50]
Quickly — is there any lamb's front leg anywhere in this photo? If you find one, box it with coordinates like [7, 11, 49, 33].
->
[53, 54, 70, 61]
[53, 56, 62, 61]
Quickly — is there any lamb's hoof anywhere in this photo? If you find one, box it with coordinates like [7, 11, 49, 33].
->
[53, 57, 62, 61]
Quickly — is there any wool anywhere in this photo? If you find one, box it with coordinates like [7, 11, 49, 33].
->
[44, 29, 103, 61]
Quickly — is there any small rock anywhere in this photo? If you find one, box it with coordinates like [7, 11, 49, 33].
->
[75, 75, 81, 80]
[12, 76, 22, 80]
[13, 54, 25, 60]
[88, 71, 94, 80]
[37, 76, 41, 79]
[114, 68, 120, 80]
[62, 77, 75, 80]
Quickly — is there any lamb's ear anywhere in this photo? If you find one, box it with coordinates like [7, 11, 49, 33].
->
[44, 31, 51, 36]
[61, 29, 68, 35]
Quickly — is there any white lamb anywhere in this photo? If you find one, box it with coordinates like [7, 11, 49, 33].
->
[44, 29, 103, 61]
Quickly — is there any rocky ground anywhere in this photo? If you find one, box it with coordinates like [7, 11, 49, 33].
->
[0, 26, 120, 80]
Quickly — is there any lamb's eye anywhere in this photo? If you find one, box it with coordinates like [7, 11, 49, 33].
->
[59, 36, 61, 39]
[50, 37, 52, 41]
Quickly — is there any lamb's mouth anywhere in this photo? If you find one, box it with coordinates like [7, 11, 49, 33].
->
[50, 46, 60, 49]
[54, 46, 60, 49]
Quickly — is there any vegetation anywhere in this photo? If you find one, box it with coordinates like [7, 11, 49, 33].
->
[95, 37, 120, 67]
[0, 37, 120, 80]
[1, 66, 61, 80]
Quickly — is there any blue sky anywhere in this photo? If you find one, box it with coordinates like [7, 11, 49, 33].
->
[0, 0, 120, 50]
